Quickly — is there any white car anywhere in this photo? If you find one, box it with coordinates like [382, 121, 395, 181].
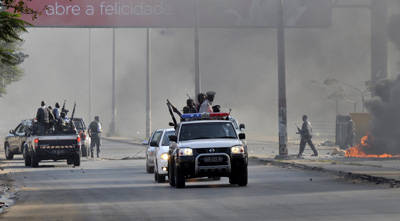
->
[153, 128, 175, 183]
[145, 129, 164, 173]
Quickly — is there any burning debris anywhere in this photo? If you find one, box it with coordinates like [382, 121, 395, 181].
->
[345, 132, 400, 158]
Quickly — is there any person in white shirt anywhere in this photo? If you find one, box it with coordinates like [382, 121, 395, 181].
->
[89, 116, 103, 158]
[199, 91, 216, 113]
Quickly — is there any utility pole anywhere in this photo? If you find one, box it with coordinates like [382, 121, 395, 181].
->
[277, 0, 288, 157]
[194, 0, 200, 96]
[371, 0, 388, 94]
[110, 28, 117, 135]
[146, 28, 151, 138]
[88, 29, 92, 122]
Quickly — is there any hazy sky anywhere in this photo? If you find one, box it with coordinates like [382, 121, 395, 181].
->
[1, 2, 399, 143]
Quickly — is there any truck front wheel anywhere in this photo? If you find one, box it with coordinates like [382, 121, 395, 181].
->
[237, 166, 248, 186]
[5, 143, 14, 160]
[168, 158, 175, 187]
[174, 165, 185, 188]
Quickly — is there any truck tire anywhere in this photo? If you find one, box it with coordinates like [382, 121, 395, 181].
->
[146, 162, 154, 173]
[74, 153, 81, 166]
[24, 146, 31, 167]
[154, 161, 166, 183]
[31, 153, 39, 168]
[81, 145, 88, 157]
[174, 165, 185, 188]
[237, 166, 248, 186]
[168, 159, 175, 187]
[229, 170, 238, 185]
[5, 143, 14, 160]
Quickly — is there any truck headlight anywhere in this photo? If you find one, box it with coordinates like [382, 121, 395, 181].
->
[231, 145, 245, 154]
[161, 153, 169, 160]
[179, 148, 193, 156]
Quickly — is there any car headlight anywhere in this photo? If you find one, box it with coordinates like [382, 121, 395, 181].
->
[231, 145, 245, 154]
[179, 148, 193, 156]
[160, 153, 169, 160]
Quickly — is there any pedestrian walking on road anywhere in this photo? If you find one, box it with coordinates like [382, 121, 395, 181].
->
[297, 115, 318, 158]
[89, 116, 103, 158]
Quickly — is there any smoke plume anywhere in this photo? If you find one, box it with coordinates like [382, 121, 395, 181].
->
[363, 11, 400, 155]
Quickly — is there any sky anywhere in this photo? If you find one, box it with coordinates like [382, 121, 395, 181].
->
[0, 1, 399, 144]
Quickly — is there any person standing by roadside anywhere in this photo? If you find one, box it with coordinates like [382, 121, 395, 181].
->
[297, 115, 318, 158]
[345, 116, 356, 148]
[89, 116, 102, 158]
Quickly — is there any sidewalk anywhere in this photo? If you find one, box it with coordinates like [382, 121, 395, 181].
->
[263, 156, 400, 187]
[103, 136, 400, 187]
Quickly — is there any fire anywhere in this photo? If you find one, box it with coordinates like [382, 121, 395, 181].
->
[345, 132, 400, 158]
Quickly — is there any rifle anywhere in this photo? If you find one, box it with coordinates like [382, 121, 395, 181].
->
[61, 100, 68, 114]
[70, 102, 76, 120]
[295, 123, 304, 137]
[167, 99, 182, 117]
[167, 100, 178, 129]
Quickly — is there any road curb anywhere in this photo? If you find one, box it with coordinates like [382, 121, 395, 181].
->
[258, 158, 400, 188]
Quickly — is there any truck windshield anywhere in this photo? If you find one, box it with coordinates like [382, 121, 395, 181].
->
[179, 122, 237, 141]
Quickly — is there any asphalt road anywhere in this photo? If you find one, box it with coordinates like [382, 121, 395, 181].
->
[1, 140, 400, 220]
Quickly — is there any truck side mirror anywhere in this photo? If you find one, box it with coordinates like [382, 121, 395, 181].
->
[239, 124, 245, 130]
[150, 141, 158, 147]
[239, 133, 246, 140]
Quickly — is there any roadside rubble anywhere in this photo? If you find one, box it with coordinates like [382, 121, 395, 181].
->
[0, 173, 16, 214]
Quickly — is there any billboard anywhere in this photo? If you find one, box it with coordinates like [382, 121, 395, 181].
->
[20, 0, 331, 28]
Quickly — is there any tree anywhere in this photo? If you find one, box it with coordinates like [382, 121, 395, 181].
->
[0, 41, 28, 96]
[312, 77, 372, 113]
[0, 0, 47, 96]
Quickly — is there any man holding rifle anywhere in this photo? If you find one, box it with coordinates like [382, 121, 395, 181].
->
[297, 115, 318, 158]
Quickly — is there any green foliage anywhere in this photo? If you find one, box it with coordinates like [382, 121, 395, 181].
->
[0, 11, 31, 65]
[0, 41, 28, 97]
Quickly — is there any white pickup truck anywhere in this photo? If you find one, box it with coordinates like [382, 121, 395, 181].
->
[167, 113, 248, 188]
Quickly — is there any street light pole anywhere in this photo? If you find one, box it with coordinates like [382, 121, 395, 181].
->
[110, 28, 117, 135]
[146, 28, 151, 139]
[277, 0, 288, 156]
[194, 0, 200, 96]
[88, 28, 92, 122]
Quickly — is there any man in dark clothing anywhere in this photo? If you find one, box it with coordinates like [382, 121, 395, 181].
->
[89, 116, 102, 158]
[297, 115, 318, 158]
[183, 98, 196, 113]
[36, 101, 50, 134]
[195, 93, 207, 113]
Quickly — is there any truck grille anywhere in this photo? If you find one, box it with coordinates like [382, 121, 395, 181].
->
[195, 147, 229, 154]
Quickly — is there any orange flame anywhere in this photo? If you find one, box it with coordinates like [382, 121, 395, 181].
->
[345, 132, 400, 158]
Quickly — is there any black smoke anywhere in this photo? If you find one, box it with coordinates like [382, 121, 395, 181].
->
[363, 11, 400, 155]
[365, 75, 400, 155]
